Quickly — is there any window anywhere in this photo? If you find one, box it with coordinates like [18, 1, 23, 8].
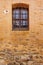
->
[12, 3, 29, 31]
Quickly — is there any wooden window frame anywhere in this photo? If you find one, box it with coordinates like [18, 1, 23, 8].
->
[12, 3, 29, 31]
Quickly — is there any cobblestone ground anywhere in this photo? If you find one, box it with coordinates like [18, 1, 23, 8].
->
[0, 42, 43, 65]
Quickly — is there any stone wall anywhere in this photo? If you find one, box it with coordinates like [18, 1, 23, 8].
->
[0, 0, 43, 64]
[0, 0, 43, 45]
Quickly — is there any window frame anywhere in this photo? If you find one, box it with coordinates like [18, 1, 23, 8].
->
[12, 3, 29, 31]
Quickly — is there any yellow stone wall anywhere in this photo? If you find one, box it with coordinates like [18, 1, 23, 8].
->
[0, 0, 43, 49]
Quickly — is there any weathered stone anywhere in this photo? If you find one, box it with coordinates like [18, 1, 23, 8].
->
[0, 59, 6, 65]
[32, 62, 43, 65]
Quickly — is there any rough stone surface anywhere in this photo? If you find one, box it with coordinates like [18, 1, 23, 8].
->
[0, 0, 43, 65]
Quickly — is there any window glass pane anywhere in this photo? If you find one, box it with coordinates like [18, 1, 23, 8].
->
[21, 14, 27, 19]
[15, 9, 19, 14]
[21, 9, 27, 19]
[15, 14, 19, 19]
[13, 21, 20, 26]
[13, 9, 20, 19]
[23, 14, 27, 19]
[15, 21, 20, 26]
[21, 9, 27, 14]
[13, 9, 19, 14]
[21, 21, 27, 26]
[23, 21, 26, 25]
[13, 14, 19, 19]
